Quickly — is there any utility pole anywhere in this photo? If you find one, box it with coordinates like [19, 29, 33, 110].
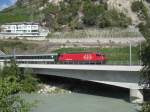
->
[13, 48, 16, 60]
[129, 43, 132, 66]
[140, 42, 142, 65]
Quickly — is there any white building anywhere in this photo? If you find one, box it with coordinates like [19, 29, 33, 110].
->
[1, 22, 39, 34]
[0, 22, 49, 38]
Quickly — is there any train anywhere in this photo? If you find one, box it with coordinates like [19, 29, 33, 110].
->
[0, 52, 107, 64]
[58, 52, 107, 64]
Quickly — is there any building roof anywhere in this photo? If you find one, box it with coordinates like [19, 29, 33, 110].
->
[3, 22, 39, 25]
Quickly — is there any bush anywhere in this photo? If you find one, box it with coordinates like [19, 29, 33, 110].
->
[131, 1, 149, 21]
[138, 23, 150, 40]
[20, 69, 39, 93]
[44, 1, 81, 31]
[0, 78, 32, 112]
[0, 60, 39, 111]
[131, 1, 143, 12]
[83, 1, 106, 26]
[0, 40, 37, 54]
[97, 9, 131, 28]
[140, 41, 150, 112]
[140, 102, 150, 112]
[0, 60, 39, 93]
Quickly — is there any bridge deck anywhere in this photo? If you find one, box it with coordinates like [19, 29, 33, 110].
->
[18, 64, 142, 72]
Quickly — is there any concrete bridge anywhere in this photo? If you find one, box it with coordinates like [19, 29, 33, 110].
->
[18, 64, 144, 103]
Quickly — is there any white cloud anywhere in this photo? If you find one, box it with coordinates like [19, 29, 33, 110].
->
[0, 0, 17, 11]
[0, 4, 9, 11]
[9, 0, 17, 4]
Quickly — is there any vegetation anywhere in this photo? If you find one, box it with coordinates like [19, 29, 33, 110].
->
[140, 101, 150, 112]
[140, 42, 150, 87]
[0, 40, 38, 54]
[44, 0, 83, 31]
[131, 1, 149, 21]
[47, 28, 142, 38]
[53, 47, 140, 65]
[96, 9, 131, 28]
[0, 0, 131, 31]
[132, 1, 150, 112]
[0, 78, 32, 112]
[140, 43, 150, 111]
[0, 6, 31, 24]
[131, 1, 150, 40]
[82, 1, 106, 26]
[44, 0, 131, 31]
[138, 23, 150, 40]
[0, 0, 48, 24]
[0, 60, 39, 111]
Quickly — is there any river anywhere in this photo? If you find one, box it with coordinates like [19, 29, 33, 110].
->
[23, 92, 138, 112]
[23, 75, 139, 112]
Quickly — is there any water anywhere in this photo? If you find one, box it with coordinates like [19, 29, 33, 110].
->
[23, 93, 138, 112]
[23, 75, 139, 112]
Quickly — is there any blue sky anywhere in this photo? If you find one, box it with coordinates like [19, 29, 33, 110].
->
[0, 0, 17, 10]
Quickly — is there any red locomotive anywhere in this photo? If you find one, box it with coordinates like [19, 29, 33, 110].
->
[58, 52, 107, 64]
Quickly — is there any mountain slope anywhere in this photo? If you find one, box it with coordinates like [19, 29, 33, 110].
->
[0, 0, 148, 30]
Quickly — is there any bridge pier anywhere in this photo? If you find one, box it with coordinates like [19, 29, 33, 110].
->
[130, 89, 143, 104]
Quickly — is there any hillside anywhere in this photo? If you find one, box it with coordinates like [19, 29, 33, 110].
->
[0, 0, 149, 31]
[107, 0, 140, 25]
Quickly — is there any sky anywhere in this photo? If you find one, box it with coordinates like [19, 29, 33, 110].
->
[0, 0, 17, 10]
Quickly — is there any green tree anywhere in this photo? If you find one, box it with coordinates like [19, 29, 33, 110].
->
[0, 60, 39, 111]
[131, 1, 149, 21]
[133, 1, 150, 41]
[138, 23, 150, 40]
[0, 78, 31, 112]
[83, 1, 106, 26]
[97, 9, 131, 28]
[135, 1, 150, 112]
[20, 69, 39, 93]
[140, 42, 150, 87]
